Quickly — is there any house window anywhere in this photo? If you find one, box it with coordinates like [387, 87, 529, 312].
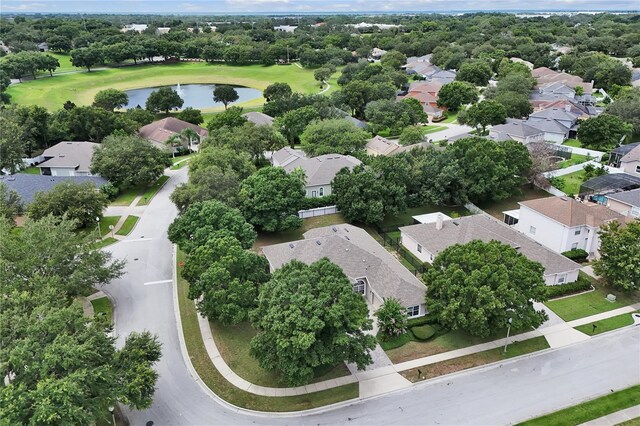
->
[407, 305, 420, 317]
[529, 226, 536, 235]
[636, 165, 640, 173]
[631, 207, 640, 218]
[557, 274, 566, 284]
[571, 242, 578, 250]
[574, 229, 581, 236]
[319, 187, 324, 196]
[417, 244, 422, 253]
[353, 280, 365, 294]
[311, 190, 317, 197]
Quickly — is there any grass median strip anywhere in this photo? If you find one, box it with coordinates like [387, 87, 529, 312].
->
[400, 336, 550, 383]
[116, 215, 139, 236]
[92, 237, 118, 250]
[176, 250, 359, 411]
[518, 385, 640, 426]
[90, 297, 113, 324]
[574, 311, 638, 336]
[138, 175, 169, 206]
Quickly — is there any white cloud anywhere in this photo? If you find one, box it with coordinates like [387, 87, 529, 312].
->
[2, 2, 46, 10]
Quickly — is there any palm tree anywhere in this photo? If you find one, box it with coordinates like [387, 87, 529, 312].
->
[180, 128, 201, 152]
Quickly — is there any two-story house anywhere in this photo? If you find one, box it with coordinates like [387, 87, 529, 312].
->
[516, 196, 625, 259]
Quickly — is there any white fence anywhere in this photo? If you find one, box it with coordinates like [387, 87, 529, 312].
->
[543, 161, 623, 178]
[22, 155, 44, 166]
[560, 145, 605, 161]
[298, 205, 339, 219]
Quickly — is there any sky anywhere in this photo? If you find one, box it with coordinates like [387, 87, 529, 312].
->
[1, 0, 638, 14]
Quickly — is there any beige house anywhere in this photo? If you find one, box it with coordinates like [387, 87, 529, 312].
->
[366, 136, 400, 156]
[606, 189, 640, 218]
[619, 145, 640, 176]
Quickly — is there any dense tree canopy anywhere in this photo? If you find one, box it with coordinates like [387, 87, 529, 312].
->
[456, 60, 493, 86]
[425, 240, 548, 338]
[168, 199, 257, 253]
[605, 88, 640, 136]
[239, 166, 304, 232]
[593, 220, 640, 292]
[91, 134, 172, 189]
[458, 99, 507, 134]
[300, 119, 369, 156]
[437, 81, 478, 111]
[250, 259, 376, 385]
[176, 107, 204, 125]
[27, 181, 109, 229]
[213, 84, 239, 109]
[578, 114, 634, 150]
[145, 87, 184, 113]
[93, 88, 129, 111]
[364, 98, 427, 134]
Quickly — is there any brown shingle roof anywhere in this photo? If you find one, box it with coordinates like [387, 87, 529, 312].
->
[138, 117, 208, 144]
[519, 196, 624, 227]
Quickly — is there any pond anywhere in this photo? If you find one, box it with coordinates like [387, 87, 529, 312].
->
[124, 83, 263, 110]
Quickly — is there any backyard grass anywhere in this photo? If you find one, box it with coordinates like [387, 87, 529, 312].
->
[137, 175, 169, 205]
[110, 186, 142, 206]
[18, 166, 41, 174]
[116, 215, 139, 236]
[545, 279, 639, 322]
[574, 311, 638, 336]
[90, 296, 112, 324]
[562, 138, 583, 148]
[552, 169, 586, 195]
[210, 320, 351, 388]
[556, 153, 590, 169]
[253, 213, 346, 249]
[176, 250, 359, 411]
[7, 61, 324, 111]
[400, 336, 550, 383]
[380, 203, 469, 231]
[518, 385, 640, 426]
[441, 112, 458, 123]
[477, 185, 549, 220]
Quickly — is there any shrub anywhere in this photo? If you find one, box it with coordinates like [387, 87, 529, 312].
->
[375, 298, 408, 339]
[299, 195, 335, 210]
[546, 276, 593, 299]
[411, 324, 436, 340]
[100, 182, 118, 199]
[562, 248, 589, 262]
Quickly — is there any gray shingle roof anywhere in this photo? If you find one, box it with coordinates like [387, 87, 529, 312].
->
[529, 107, 579, 124]
[262, 224, 426, 307]
[37, 141, 99, 174]
[243, 112, 274, 126]
[400, 214, 581, 276]
[607, 188, 640, 208]
[1, 174, 108, 203]
[490, 119, 543, 138]
[282, 154, 361, 187]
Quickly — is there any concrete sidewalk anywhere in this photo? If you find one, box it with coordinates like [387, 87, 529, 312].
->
[579, 405, 640, 426]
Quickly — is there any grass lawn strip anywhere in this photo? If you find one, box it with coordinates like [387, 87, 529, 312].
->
[90, 297, 113, 324]
[210, 320, 351, 388]
[110, 187, 141, 206]
[555, 169, 586, 195]
[18, 166, 41, 174]
[562, 138, 583, 148]
[92, 237, 118, 250]
[574, 311, 638, 336]
[517, 385, 640, 426]
[116, 215, 139, 236]
[556, 153, 590, 169]
[545, 280, 639, 322]
[137, 175, 169, 206]
[99, 216, 121, 236]
[7, 62, 323, 112]
[176, 250, 359, 411]
[400, 336, 549, 383]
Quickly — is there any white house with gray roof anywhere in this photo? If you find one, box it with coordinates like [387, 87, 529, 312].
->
[400, 214, 582, 286]
[606, 188, 640, 218]
[262, 224, 427, 317]
[270, 147, 361, 198]
[37, 141, 99, 177]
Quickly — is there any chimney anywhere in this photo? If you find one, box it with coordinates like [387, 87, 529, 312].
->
[436, 213, 443, 230]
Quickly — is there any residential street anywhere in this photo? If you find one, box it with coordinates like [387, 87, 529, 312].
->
[103, 167, 640, 426]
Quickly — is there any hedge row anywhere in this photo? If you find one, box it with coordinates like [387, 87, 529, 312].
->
[299, 195, 335, 210]
[562, 248, 589, 262]
[546, 276, 593, 299]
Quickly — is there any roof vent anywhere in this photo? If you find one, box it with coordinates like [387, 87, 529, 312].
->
[345, 236, 350, 241]
[59, 154, 65, 157]
[332, 227, 338, 232]
[561, 196, 568, 201]
[288, 243, 294, 249]
[344, 227, 349, 232]
[453, 221, 459, 226]
[7, 177, 15, 181]
[316, 240, 321, 245]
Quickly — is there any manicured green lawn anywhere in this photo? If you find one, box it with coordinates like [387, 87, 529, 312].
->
[210, 320, 350, 388]
[110, 187, 141, 206]
[441, 112, 458, 123]
[574, 311, 638, 336]
[380, 203, 469, 231]
[19, 166, 41, 174]
[400, 336, 549, 383]
[556, 153, 590, 169]
[562, 138, 583, 148]
[8, 62, 324, 111]
[171, 153, 195, 165]
[116, 215, 139, 236]
[545, 281, 639, 322]
[477, 185, 550, 221]
[47, 53, 81, 73]
[99, 216, 120, 236]
[253, 213, 346, 249]
[90, 296, 112, 324]
[92, 237, 118, 250]
[518, 385, 640, 426]
[175, 250, 359, 411]
[422, 125, 447, 135]
[552, 169, 586, 195]
[137, 175, 169, 206]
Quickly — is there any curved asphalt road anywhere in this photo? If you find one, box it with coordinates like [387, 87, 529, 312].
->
[103, 168, 640, 426]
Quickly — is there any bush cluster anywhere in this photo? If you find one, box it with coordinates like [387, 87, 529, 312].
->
[562, 248, 589, 262]
[546, 276, 593, 299]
